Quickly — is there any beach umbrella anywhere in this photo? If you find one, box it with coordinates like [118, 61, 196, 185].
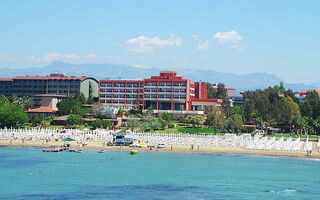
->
[62, 137, 75, 142]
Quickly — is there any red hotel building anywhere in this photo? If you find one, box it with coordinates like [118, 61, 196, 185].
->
[99, 72, 222, 115]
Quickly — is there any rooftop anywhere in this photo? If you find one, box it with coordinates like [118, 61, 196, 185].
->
[27, 107, 56, 113]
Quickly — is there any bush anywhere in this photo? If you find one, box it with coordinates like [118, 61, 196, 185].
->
[91, 120, 102, 129]
[67, 114, 83, 126]
[168, 122, 176, 128]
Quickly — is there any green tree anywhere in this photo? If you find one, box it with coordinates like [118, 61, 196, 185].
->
[91, 120, 102, 129]
[187, 116, 204, 134]
[127, 119, 140, 131]
[74, 92, 86, 104]
[57, 97, 77, 115]
[205, 106, 225, 134]
[67, 114, 83, 126]
[226, 114, 243, 133]
[279, 96, 301, 131]
[101, 120, 112, 129]
[0, 103, 29, 128]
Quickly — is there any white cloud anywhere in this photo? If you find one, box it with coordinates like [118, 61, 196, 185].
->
[85, 53, 98, 60]
[213, 31, 242, 43]
[124, 35, 182, 53]
[193, 35, 209, 50]
[213, 31, 244, 50]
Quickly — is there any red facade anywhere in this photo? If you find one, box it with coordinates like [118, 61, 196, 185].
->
[99, 71, 221, 112]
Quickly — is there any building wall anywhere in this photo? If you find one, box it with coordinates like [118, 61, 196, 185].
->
[80, 78, 99, 99]
[0, 81, 12, 96]
[31, 96, 65, 110]
[99, 72, 220, 112]
[0, 74, 97, 98]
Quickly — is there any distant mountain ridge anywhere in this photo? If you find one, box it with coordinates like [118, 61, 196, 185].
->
[0, 61, 315, 92]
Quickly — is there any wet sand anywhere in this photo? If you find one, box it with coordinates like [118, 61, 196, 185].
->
[1, 139, 319, 159]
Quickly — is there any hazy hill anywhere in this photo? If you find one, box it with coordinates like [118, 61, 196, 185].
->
[0, 61, 315, 92]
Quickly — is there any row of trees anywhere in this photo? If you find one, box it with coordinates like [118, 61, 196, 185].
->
[206, 82, 320, 135]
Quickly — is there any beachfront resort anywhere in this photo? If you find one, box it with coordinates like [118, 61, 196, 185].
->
[0, 71, 320, 158]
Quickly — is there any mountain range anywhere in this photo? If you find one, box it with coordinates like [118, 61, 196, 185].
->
[0, 61, 316, 92]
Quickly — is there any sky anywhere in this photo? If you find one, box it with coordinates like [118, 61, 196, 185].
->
[0, 0, 319, 84]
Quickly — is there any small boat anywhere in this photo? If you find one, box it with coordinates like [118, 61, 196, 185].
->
[98, 150, 105, 153]
[43, 148, 60, 152]
[69, 149, 76, 152]
[130, 150, 138, 155]
[76, 149, 83, 153]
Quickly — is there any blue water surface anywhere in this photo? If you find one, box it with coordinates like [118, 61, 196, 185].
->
[0, 147, 319, 200]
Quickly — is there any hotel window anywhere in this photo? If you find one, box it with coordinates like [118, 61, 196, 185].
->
[120, 83, 125, 87]
[144, 94, 151, 98]
[174, 82, 180, 86]
[113, 94, 119, 98]
[133, 89, 138, 93]
[159, 82, 165, 86]
[120, 89, 125, 93]
[152, 82, 157, 86]
[113, 89, 119, 93]
[100, 94, 105, 98]
[120, 94, 125, 98]
[174, 95, 179, 99]
[126, 89, 132, 93]
[126, 100, 132, 104]
[180, 82, 186, 86]
[100, 89, 105, 92]
[140, 83, 144, 87]
[174, 88, 179, 93]
[106, 94, 112, 98]
[100, 84, 106, 87]
[119, 100, 125, 104]
[107, 83, 112, 87]
[145, 82, 151, 86]
[180, 89, 186, 93]
[127, 84, 133, 87]
[165, 88, 172, 93]
[165, 94, 171, 99]
[100, 100, 105, 103]
[114, 83, 120, 87]
[151, 94, 157, 98]
[106, 100, 111, 103]
[159, 94, 164, 99]
[180, 95, 186, 99]
[151, 88, 157, 93]
[133, 83, 138, 87]
[107, 89, 112, 92]
[112, 100, 118, 104]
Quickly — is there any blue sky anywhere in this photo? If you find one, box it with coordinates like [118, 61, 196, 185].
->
[0, 0, 319, 84]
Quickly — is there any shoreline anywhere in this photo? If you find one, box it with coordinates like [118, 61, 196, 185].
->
[1, 139, 320, 160]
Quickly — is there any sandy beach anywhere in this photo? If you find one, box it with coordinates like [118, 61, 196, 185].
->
[1, 139, 319, 159]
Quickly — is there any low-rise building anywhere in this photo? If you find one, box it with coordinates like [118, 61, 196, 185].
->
[30, 94, 66, 110]
[0, 73, 99, 99]
[27, 107, 56, 119]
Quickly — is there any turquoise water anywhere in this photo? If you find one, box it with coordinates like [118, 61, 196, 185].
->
[0, 147, 320, 200]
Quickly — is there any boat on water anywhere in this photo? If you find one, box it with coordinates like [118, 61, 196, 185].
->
[98, 150, 105, 153]
[69, 149, 82, 153]
[42, 147, 63, 152]
[130, 150, 138, 155]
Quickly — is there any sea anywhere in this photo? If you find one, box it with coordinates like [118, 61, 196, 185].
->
[0, 147, 320, 200]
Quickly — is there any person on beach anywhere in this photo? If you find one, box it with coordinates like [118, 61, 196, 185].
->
[191, 144, 194, 150]
[171, 145, 173, 151]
